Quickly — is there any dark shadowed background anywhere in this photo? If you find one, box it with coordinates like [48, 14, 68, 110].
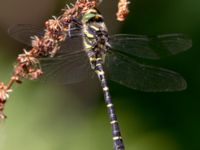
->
[0, 0, 200, 150]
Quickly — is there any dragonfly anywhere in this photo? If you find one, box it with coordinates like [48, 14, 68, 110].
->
[8, 8, 192, 150]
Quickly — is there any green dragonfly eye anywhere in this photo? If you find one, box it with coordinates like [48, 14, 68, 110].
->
[82, 8, 103, 23]
[82, 13, 96, 22]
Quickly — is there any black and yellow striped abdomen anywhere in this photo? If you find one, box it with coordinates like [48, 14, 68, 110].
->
[95, 60, 124, 150]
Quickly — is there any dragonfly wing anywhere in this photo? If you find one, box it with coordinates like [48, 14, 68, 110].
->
[105, 52, 187, 92]
[8, 24, 83, 54]
[8, 24, 44, 46]
[155, 33, 192, 55]
[37, 34, 91, 84]
[39, 51, 92, 84]
[109, 34, 192, 59]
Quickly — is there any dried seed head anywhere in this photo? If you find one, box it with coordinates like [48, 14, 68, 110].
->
[117, 0, 130, 21]
[0, 82, 12, 100]
[31, 36, 42, 50]
[45, 16, 63, 33]
[17, 49, 39, 65]
[0, 98, 6, 120]
[27, 69, 43, 80]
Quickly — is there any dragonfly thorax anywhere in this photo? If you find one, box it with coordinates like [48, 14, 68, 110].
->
[82, 8, 110, 70]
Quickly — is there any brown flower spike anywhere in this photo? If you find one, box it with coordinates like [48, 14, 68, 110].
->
[0, 82, 12, 119]
[117, 0, 130, 21]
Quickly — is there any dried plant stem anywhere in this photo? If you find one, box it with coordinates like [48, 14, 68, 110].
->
[6, 79, 15, 90]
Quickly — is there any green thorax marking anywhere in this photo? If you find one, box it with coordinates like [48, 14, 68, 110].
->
[81, 8, 109, 69]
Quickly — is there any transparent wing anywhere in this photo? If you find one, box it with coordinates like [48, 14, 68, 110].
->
[8, 24, 82, 54]
[8, 24, 91, 84]
[105, 52, 187, 92]
[37, 34, 92, 84]
[109, 34, 192, 59]
[39, 51, 92, 84]
[8, 24, 44, 46]
[8, 24, 188, 90]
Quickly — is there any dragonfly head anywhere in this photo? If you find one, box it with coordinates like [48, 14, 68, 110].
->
[82, 8, 104, 24]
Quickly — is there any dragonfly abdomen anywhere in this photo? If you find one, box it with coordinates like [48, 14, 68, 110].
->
[95, 60, 125, 150]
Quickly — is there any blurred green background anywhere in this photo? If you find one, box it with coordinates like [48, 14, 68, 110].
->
[0, 0, 200, 150]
